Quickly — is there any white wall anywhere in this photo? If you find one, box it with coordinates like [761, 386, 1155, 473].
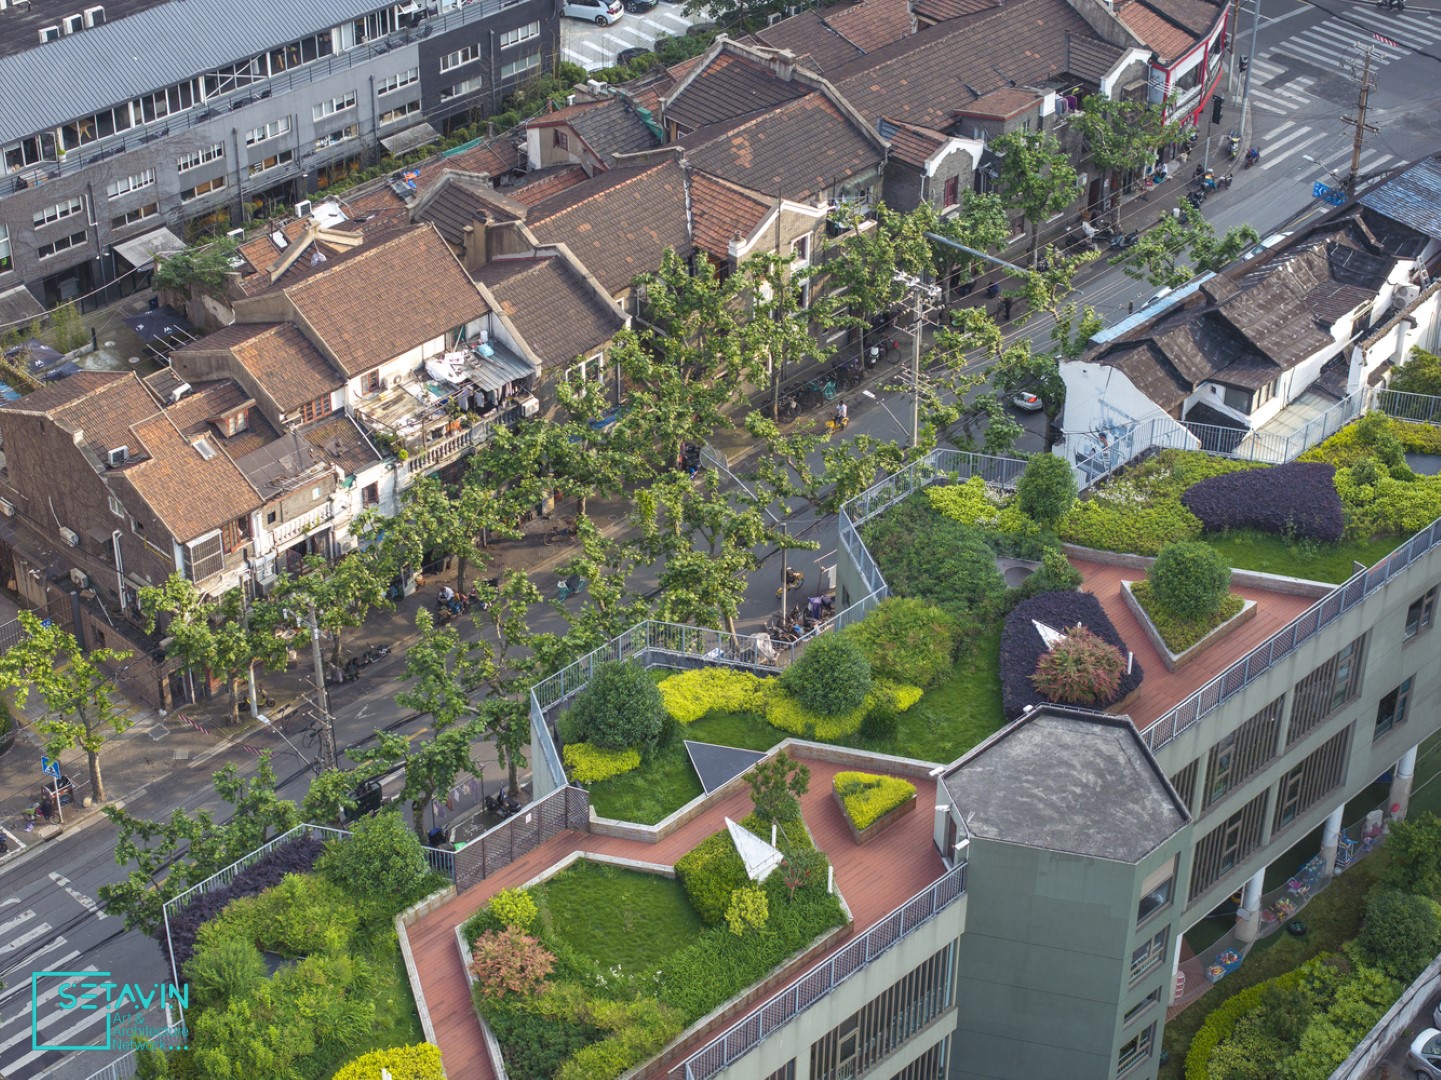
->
[1059, 360, 1197, 484]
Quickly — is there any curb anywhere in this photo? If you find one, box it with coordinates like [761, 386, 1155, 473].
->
[0, 799, 120, 874]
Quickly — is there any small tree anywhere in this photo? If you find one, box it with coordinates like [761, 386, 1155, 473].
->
[1391, 346, 1441, 397]
[1356, 888, 1441, 980]
[1115, 202, 1260, 288]
[153, 237, 240, 295]
[1380, 812, 1441, 899]
[1149, 541, 1231, 619]
[276, 550, 391, 672]
[746, 750, 811, 823]
[1031, 626, 1124, 706]
[469, 928, 555, 999]
[1071, 94, 1182, 225]
[780, 633, 873, 717]
[1016, 453, 1078, 527]
[562, 660, 667, 757]
[992, 130, 1079, 266]
[317, 811, 435, 906]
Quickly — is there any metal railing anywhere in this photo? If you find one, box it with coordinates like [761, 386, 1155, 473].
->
[840, 449, 1029, 528]
[452, 784, 590, 891]
[671, 863, 967, 1080]
[1142, 516, 1441, 751]
[1377, 387, 1441, 427]
[78, 1031, 185, 1080]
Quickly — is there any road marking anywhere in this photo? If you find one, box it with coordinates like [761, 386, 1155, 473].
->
[0, 897, 18, 909]
[21, 939, 78, 967]
[1261, 129, 1328, 170]
[0, 910, 35, 936]
[0, 920, 53, 955]
[1252, 98, 1288, 114]
[1259, 4, 1312, 26]
[1261, 124, 1311, 153]
[6, 1001, 113, 1071]
[49, 873, 108, 920]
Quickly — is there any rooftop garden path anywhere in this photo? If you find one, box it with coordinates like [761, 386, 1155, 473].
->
[404, 753, 947, 1080]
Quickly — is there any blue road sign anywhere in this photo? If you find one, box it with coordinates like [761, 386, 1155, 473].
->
[41, 756, 61, 779]
[1312, 181, 1345, 207]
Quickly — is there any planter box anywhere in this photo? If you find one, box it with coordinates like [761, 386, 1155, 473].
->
[833, 787, 916, 846]
[1121, 580, 1257, 673]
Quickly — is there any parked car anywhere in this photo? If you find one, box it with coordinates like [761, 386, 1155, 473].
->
[1011, 391, 1044, 413]
[563, 0, 623, 24]
[1408, 1028, 1441, 1079]
[623, 0, 657, 10]
[686, 20, 717, 34]
[617, 46, 653, 66]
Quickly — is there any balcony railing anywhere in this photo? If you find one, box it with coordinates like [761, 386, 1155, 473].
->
[670, 863, 968, 1080]
[268, 501, 336, 547]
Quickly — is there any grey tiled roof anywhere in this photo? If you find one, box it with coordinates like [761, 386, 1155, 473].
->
[1359, 157, 1441, 242]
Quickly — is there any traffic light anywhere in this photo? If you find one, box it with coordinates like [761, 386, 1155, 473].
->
[1211, 94, 1225, 125]
[1239, 55, 1249, 73]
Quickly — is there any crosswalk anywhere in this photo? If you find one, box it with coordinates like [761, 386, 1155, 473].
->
[1254, 119, 1393, 176]
[1268, 6, 1441, 69]
[562, 8, 694, 70]
[1241, 57, 1316, 117]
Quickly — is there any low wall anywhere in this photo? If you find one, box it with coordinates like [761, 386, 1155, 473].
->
[1063, 543, 1337, 598]
[394, 884, 457, 1047]
[1331, 950, 1441, 1078]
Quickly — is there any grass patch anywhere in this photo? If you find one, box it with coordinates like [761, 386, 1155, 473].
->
[586, 710, 783, 825]
[1131, 582, 1246, 652]
[531, 860, 702, 976]
[1159, 851, 1386, 1080]
[308, 929, 425, 1076]
[1203, 529, 1402, 583]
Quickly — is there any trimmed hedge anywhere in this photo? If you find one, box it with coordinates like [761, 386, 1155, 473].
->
[861, 496, 1008, 621]
[656, 668, 771, 724]
[674, 821, 755, 926]
[833, 772, 916, 831]
[999, 591, 1142, 718]
[1181, 461, 1345, 542]
[331, 1044, 444, 1080]
[764, 681, 922, 741]
[1185, 967, 1308, 1080]
[564, 742, 642, 784]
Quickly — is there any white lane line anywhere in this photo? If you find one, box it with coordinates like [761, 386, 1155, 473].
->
[48, 873, 108, 920]
[1262, 124, 1311, 153]
[1267, 119, 1298, 138]
[0, 910, 35, 937]
[1367, 154, 1394, 171]
[1262, 129, 1328, 170]
[1311, 21, 1406, 54]
[5, 1006, 113, 1071]
[1270, 86, 1312, 105]
[0, 898, 19, 910]
[1252, 98, 1289, 115]
[0, 920, 53, 955]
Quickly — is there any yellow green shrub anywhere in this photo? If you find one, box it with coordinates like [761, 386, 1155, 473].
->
[764, 682, 922, 741]
[833, 772, 916, 831]
[656, 668, 772, 724]
[331, 1043, 445, 1080]
[564, 742, 642, 783]
[487, 888, 537, 931]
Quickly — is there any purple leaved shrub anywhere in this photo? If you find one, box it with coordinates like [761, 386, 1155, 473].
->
[160, 834, 325, 969]
[1180, 462, 1344, 542]
[1000, 591, 1143, 719]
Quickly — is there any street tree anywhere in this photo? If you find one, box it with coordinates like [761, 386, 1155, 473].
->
[743, 412, 911, 515]
[988, 304, 1102, 451]
[1115, 202, 1259, 288]
[736, 251, 832, 420]
[469, 417, 571, 529]
[553, 374, 636, 516]
[1072, 95, 1182, 224]
[467, 570, 543, 797]
[276, 549, 391, 673]
[388, 473, 512, 593]
[0, 611, 133, 801]
[992, 130, 1080, 266]
[929, 193, 1012, 299]
[820, 203, 938, 359]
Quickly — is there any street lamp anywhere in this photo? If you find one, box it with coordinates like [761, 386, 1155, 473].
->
[1303, 154, 1346, 190]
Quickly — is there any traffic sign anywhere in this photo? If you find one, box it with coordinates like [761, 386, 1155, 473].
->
[1312, 181, 1346, 208]
[40, 756, 61, 779]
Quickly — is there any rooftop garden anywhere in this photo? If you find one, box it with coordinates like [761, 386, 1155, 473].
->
[464, 756, 846, 1080]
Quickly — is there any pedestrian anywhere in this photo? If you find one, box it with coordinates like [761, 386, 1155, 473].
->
[1003, 297, 1013, 321]
[834, 400, 848, 428]
[985, 281, 1001, 301]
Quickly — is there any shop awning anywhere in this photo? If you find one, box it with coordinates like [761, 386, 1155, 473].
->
[112, 227, 187, 271]
[469, 349, 534, 393]
[381, 123, 440, 158]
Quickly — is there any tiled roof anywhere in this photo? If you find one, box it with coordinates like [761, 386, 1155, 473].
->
[912, 0, 1000, 22]
[531, 98, 661, 166]
[508, 165, 590, 208]
[688, 171, 775, 257]
[413, 175, 495, 246]
[264, 226, 489, 377]
[1066, 32, 1127, 84]
[473, 256, 625, 368]
[825, 0, 915, 52]
[1116, 0, 1196, 62]
[1359, 156, 1441, 242]
[178, 323, 344, 413]
[683, 93, 883, 202]
[126, 410, 261, 541]
[302, 414, 382, 478]
[166, 379, 279, 459]
[881, 119, 949, 168]
[753, 11, 866, 73]
[955, 86, 1042, 120]
[527, 160, 692, 295]
[439, 136, 524, 179]
[1142, 0, 1226, 37]
[664, 51, 809, 132]
[39, 372, 160, 463]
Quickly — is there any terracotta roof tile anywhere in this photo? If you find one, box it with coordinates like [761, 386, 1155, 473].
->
[176, 323, 343, 413]
[438, 136, 524, 179]
[1116, 0, 1196, 62]
[125, 410, 261, 542]
[472, 256, 625, 368]
[688, 170, 775, 257]
[880, 119, 949, 167]
[23, 372, 160, 464]
[301, 413, 382, 477]
[912, 0, 999, 22]
[955, 86, 1042, 120]
[413, 176, 495, 246]
[166, 379, 279, 458]
[1144, 0, 1226, 37]
[1066, 32, 1127, 83]
[664, 51, 809, 132]
[753, 11, 865, 73]
[825, 0, 914, 52]
[508, 165, 589, 207]
[527, 160, 692, 295]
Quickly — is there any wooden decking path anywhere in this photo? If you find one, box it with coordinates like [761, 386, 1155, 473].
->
[405, 754, 946, 1080]
[1071, 559, 1316, 734]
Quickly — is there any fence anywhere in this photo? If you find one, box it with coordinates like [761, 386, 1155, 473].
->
[452, 784, 590, 891]
[1142, 515, 1441, 752]
[77, 1030, 185, 1080]
[840, 449, 1029, 528]
[1377, 387, 1441, 426]
[670, 863, 967, 1080]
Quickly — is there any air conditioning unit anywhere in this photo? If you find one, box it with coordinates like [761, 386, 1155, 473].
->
[70, 568, 89, 589]
[106, 445, 129, 467]
[226, 227, 245, 239]
[518, 394, 540, 418]
[38, 25, 60, 43]
[169, 381, 192, 404]
[1394, 284, 1422, 311]
[59, 527, 79, 547]
[294, 199, 313, 218]
[83, 5, 105, 26]
[0, 498, 14, 518]
[62, 13, 83, 34]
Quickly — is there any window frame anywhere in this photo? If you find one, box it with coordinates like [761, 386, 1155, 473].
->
[313, 91, 358, 121]
[106, 168, 156, 199]
[33, 195, 85, 229]
[1129, 928, 1168, 985]
[244, 117, 292, 146]
[180, 175, 226, 202]
[500, 20, 541, 47]
[1117, 1023, 1156, 1076]
[1375, 676, 1414, 741]
[1406, 588, 1437, 641]
[176, 142, 225, 172]
[440, 43, 481, 72]
[37, 230, 88, 259]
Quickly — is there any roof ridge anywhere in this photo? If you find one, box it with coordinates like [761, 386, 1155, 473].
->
[284, 224, 427, 292]
[527, 159, 676, 223]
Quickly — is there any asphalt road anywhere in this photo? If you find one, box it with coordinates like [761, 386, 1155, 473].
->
[560, 1, 694, 71]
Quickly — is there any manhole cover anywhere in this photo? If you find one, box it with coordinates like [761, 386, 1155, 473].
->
[103, 340, 116, 347]
[128, 356, 140, 365]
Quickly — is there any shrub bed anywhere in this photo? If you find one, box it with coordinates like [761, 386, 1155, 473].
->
[833, 772, 916, 832]
[1301, 414, 1441, 539]
[656, 668, 771, 724]
[844, 597, 958, 688]
[1181, 461, 1345, 542]
[764, 680, 922, 741]
[1030, 626, 1125, 706]
[861, 495, 1007, 623]
[563, 743, 642, 783]
[332, 1043, 445, 1080]
[1131, 581, 1246, 653]
[999, 592, 1142, 718]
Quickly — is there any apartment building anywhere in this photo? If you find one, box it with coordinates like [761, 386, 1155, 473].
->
[0, 0, 556, 309]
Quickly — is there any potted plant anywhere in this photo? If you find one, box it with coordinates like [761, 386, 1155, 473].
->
[832, 771, 916, 845]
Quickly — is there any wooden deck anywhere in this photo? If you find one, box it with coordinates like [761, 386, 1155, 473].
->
[1071, 559, 1317, 734]
[405, 754, 947, 1080]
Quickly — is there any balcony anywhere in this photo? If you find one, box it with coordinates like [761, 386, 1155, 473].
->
[268, 501, 336, 548]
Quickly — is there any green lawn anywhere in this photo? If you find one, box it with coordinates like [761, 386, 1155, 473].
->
[587, 709, 783, 825]
[1203, 529, 1404, 583]
[531, 860, 703, 975]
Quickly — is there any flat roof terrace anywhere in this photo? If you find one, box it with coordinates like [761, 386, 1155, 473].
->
[405, 751, 949, 1079]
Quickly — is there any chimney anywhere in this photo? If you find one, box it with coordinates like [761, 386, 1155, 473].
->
[461, 221, 489, 273]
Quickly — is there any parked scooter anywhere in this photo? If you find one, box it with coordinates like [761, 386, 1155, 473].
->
[484, 792, 522, 818]
[1226, 130, 1241, 160]
[1109, 230, 1139, 251]
[1220, 173, 1235, 190]
[1377, 0, 1405, 11]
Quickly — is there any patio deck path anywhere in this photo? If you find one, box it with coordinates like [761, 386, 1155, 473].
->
[405, 753, 946, 1080]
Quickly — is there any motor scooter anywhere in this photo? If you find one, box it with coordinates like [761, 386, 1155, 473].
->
[1244, 147, 1260, 169]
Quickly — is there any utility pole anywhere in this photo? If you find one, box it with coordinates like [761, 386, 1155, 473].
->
[1340, 44, 1379, 196]
[307, 603, 337, 771]
[1239, 0, 1261, 141]
[779, 521, 790, 621]
[892, 271, 942, 447]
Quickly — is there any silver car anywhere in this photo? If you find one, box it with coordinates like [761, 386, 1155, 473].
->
[1407, 1027, 1441, 1079]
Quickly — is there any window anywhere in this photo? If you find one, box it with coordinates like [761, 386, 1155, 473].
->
[379, 101, 421, 126]
[1254, 379, 1277, 409]
[377, 67, 420, 95]
[313, 91, 357, 121]
[1204, 695, 1284, 811]
[249, 149, 294, 176]
[112, 203, 158, 229]
[1122, 988, 1162, 1027]
[221, 515, 251, 553]
[1274, 726, 1352, 831]
[244, 117, 291, 145]
[299, 395, 333, 423]
[942, 174, 960, 208]
[1289, 635, 1366, 746]
[1129, 928, 1167, 983]
[500, 20, 540, 47]
[0, 225, 10, 273]
[224, 409, 249, 436]
[552, 128, 569, 151]
[441, 77, 482, 102]
[441, 43, 480, 71]
[1137, 859, 1175, 925]
[791, 234, 810, 264]
[183, 531, 225, 582]
[106, 168, 155, 199]
[1375, 677, 1414, 740]
[108, 493, 125, 518]
[176, 142, 224, 172]
[364, 371, 382, 394]
[181, 175, 226, 202]
[567, 354, 605, 383]
[33, 196, 84, 228]
[37, 231, 87, 259]
[1406, 588, 1436, 640]
[1190, 791, 1268, 900]
[362, 482, 380, 508]
[1117, 1024, 1156, 1076]
[500, 52, 540, 80]
[315, 124, 359, 150]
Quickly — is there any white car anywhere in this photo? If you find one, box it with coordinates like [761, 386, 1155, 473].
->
[563, 0, 623, 23]
[1407, 1028, 1441, 1079]
[1011, 391, 1044, 412]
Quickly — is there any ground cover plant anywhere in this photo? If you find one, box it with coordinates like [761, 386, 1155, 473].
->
[1301, 412, 1441, 539]
[833, 771, 916, 831]
[1000, 591, 1143, 718]
[1180, 462, 1344, 542]
[1131, 582, 1245, 653]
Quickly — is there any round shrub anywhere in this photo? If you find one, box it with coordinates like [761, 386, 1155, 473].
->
[318, 810, 436, 910]
[780, 633, 872, 717]
[1149, 540, 1231, 619]
[184, 934, 266, 1009]
[845, 597, 957, 688]
[1016, 452, 1078, 527]
[469, 927, 556, 1000]
[1356, 887, 1441, 980]
[563, 660, 667, 757]
[332, 1044, 446, 1080]
[488, 888, 538, 931]
[1030, 626, 1125, 706]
